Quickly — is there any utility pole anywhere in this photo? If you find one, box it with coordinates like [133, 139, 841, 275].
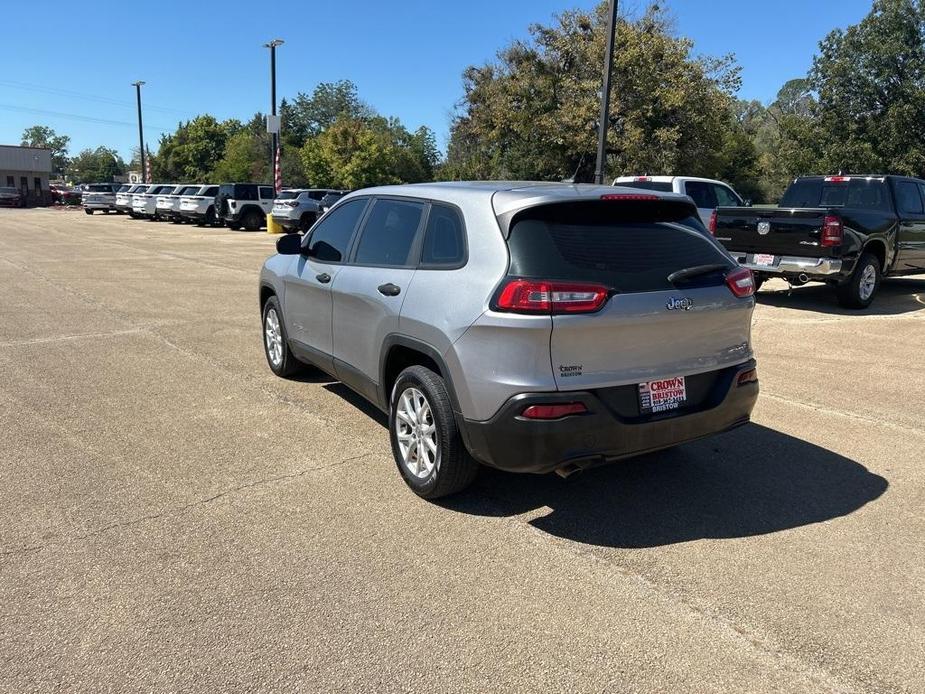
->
[264, 39, 284, 191]
[132, 81, 146, 183]
[594, 0, 619, 185]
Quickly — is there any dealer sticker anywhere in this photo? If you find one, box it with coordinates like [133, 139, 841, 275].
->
[753, 253, 776, 266]
[638, 376, 687, 414]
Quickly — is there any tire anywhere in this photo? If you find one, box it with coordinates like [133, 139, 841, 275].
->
[243, 209, 263, 231]
[204, 206, 216, 227]
[228, 222, 241, 231]
[261, 296, 303, 378]
[84, 209, 93, 215]
[299, 212, 316, 232]
[389, 365, 479, 499]
[836, 252, 881, 309]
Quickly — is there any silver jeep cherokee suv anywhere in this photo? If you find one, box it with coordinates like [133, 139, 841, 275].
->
[259, 182, 759, 498]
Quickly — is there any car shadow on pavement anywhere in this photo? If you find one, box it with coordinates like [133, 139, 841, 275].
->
[443, 423, 888, 549]
[756, 277, 925, 316]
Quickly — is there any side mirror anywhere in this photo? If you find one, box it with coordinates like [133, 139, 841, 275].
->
[276, 233, 304, 255]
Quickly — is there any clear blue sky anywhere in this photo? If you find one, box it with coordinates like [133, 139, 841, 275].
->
[0, 0, 874, 161]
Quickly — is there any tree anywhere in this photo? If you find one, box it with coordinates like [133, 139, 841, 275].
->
[67, 147, 127, 183]
[211, 114, 270, 183]
[21, 125, 70, 175]
[153, 116, 241, 182]
[444, 2, 752, 189]
[300, 116, 438, 189]
[281, 81, 374, 146]
[805, 0, 925, 176]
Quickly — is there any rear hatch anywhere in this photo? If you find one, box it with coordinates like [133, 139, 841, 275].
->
[500, 198, 755, 392]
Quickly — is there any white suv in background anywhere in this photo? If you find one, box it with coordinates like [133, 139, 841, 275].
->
[132, 184, 176, 220]
[81, 183, 120, 214]
[215, 183, 275, 231]
[115, 184, 143, 214]
[271, 188, 343, 232]
[178, 185, 220, 226]
[156, 184, 198, 223]
[613, 175, 746, 229]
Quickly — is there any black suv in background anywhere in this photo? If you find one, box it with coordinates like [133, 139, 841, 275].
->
[215, 183, 275, 231]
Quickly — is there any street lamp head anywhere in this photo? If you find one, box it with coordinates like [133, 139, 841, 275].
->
[264, 39, 284, 48]
[131, 81, 145, 87]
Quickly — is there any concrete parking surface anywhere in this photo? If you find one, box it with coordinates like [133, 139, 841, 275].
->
[1, 207, 923, 693]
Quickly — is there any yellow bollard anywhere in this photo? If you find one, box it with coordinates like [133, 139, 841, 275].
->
[266, 214, 284, 234]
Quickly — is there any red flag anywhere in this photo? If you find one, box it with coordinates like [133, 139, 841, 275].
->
[274, 144, 282, 194]
[144, 149, 152, 183]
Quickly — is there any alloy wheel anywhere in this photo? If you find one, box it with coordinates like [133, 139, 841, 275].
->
[395, 387, 438, 479]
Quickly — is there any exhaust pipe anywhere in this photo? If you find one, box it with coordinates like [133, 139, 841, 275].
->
[555, 462, 583, 479]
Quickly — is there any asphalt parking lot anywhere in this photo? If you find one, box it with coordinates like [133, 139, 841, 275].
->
[1, 207, 923, 693]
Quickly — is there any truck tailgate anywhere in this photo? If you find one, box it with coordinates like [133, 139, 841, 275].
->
[714, 207, 830, 257]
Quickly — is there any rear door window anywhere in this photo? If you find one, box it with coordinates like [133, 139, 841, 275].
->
[421, 204, 466, 267]
[305, 198, 368, 263]
[202, 186, 218, 196]
[259, 186, 274, 200]
[895, 180, 924, 215]
[352, 199, 424, 267]
[507, 202, 731, 294]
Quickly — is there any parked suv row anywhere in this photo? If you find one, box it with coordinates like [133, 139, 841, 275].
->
[259, 182, 759, 499]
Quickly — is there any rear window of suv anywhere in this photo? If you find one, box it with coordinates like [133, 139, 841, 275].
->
[615, 180, 673, 193]
[507, 201, 731, 294]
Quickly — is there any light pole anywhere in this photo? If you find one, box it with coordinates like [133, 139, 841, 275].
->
[132, 81, 146, 183]
[594, 0, 619, 185]
[264, 39, 284, 191]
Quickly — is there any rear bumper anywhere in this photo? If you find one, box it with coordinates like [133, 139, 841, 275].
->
[83, 202, 115, 210]
[272, 214, 300, 229]
[458, 360, 758, 474]
[731, 253, 846, 278]
[180, 209, 206, 220]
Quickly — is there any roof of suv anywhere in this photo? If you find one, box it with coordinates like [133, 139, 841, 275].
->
[342, 181, 690, 218]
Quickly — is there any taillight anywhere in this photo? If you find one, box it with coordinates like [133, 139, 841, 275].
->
[821, 215, 843, 247]
[737, 368, 758, 386]
[824, 176, 851, 183]
[725, 268, 755, 298]
[521, 402, 588, 420]
[708, 209, 717, 235]
[286, 200, 299, 207]
[495, 279, 610, 314]
[600, 193, 659, 201]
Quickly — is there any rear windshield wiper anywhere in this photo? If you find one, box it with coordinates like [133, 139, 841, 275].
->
[667, 264, 729, 285]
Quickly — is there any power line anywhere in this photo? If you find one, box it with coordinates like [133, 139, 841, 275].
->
[0, 103, 172, 131]
[0, 79, 195, 118]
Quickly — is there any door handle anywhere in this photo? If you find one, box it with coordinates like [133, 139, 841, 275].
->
[316, 273, 331, 284]
[377, 283, 401, 297]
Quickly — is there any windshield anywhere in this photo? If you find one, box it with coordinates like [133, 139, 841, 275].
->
[276, 190, 302, 200]
[0, 187, 18, 194]
[87, 184, 113, 192]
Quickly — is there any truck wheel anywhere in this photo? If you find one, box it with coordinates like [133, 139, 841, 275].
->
[836, 252, 880, 309]
[204, 206, 216, 227]
[243, 209, 263, 231]
[389, 366, 478, 499]
[84, 209, 93, 215]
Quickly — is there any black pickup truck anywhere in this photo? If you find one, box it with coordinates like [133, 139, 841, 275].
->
[713, 175, 925, 308]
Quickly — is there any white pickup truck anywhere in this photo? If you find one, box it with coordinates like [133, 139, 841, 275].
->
[613, 175, 747, 230]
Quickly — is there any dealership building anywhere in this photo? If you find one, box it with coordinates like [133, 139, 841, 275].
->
[0, 145, 52, 206]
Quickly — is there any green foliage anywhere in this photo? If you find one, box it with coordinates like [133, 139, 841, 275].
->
[21, 125, 70, 175]
[152, 116, 242, 182]
[281, 81, 374, 146]
[300, 116, 440, 189]
[211, 128, 269, 183]
[444, 2, 757, 194]
[67, 147, 127, 183]
[806, 0, 925, 175]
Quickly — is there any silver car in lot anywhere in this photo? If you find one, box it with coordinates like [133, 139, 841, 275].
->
[259, 182, 759, 498]
[271, 188, 344, 232]
[81, 183, 120, 214]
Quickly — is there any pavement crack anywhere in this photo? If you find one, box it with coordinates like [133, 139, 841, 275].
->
[0, 454, 369, 559]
